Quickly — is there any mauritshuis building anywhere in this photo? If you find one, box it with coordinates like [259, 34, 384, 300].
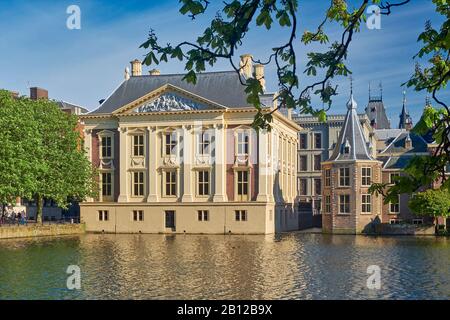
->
[79, 56, 439, 234]
[80, 56, 300, 234]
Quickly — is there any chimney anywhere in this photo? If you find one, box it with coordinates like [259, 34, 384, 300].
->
[254, 64, 266, 91]
[239, 54, 253, 79]
[149, 69, 161, 76]
[30, 87, 48, 100]
[130, 59, 142, 76]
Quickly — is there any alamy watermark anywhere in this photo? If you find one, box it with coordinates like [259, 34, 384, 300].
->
[66, 265, 81, 290]
[366, 5, 381, 30]
[366, 265, 381, 290]
[66, 5, 81, 30]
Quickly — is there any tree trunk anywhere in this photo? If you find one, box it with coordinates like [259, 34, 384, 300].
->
[36, 195, 43, 224]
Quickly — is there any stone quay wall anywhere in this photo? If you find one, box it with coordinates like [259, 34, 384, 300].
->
[0, 223, 85, 240]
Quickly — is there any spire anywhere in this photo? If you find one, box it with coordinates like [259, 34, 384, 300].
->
[399, 88, 413, 130]
[329, 82, 373, 161]
[347, 76, 357, 110]
[379, 81, 383, 100]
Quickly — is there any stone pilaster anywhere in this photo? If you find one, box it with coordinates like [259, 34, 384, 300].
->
[117, 127, 129, 203]
[257, 129, 272, 202]
[181, 125, 193, 202]
[84, 128, 94, 202]
[146, 126, 159, 202]
[213, 123, 227, 202]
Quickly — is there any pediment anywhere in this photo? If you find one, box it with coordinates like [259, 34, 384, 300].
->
[115, 84, 227, 115]
[134, 92, 207, 113]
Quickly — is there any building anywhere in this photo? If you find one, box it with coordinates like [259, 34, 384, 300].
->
[79, 56, 300, 234]
[365, 83, 390, 129]
[321, 90, 438, 234]
[293, 113, 373, 217]
[322, 91, 384, 234]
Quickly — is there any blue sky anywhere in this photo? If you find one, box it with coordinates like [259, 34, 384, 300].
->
[0, 0, 448, 125]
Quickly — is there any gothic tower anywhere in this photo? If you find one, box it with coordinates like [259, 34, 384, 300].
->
[398, 90, 413, 130]
[322, 88, 383, 234]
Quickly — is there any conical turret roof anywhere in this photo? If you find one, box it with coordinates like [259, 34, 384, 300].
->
[329, 93, 374, 161]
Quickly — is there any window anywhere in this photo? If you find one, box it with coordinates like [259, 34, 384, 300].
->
[101, 172, 112, 198]
[98, 210, 109, 221]
[299, 179, 307, 196]
[165, 171, 177, 196]
[165, 132, 177, 156]
[299, 133, 308, 149]
[361, 167, 372, 186]
[324, 195, 331, 213]
[343, 139, 351, 154]
[198, 131, 210, 155]
[339, 167, 350, 187]
[314, 154, 321, 171]
[133, 134, 144, 157]
[390, 195, 400, 213]
[101, 136, 112, 158]
[390, 219, 401, 224]
[325, 169, 331, 187]
[390, 173, 400, 184]
[361, 194, 371, 213]
[314, 133, 322, 149]
[413, 219, 423, 225]
[133, 172, 144, 197]
[237, 131, 249, 155]
[314, 179, 321, 196]
[133, 210, 144, 221]
[198, 210, 209, 221]
[339, 195, 350, 214]
[235, 210, 247, 221]
[165, 211, 175, 229]
[237, 171, 249, 200]
[198, 170, 210, 196]
[299, 155, 307, 171]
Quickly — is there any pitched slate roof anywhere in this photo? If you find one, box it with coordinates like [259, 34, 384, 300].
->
[365, 98, 390, 129]
[328, 94, 374, 161]
[379, 131, 428, 155]
[90, 71, 253, 114]
[380, 155, 414, 169]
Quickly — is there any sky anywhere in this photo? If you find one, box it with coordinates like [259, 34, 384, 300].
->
[0, 0, 448, 125]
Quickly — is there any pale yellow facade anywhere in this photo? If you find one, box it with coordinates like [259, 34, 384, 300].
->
[80, 65, 300, 234]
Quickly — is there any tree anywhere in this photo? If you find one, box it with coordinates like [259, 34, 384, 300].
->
[408, 189, 450, 227]
[0, 90, 97, 223]
[0, 91, 41, 209]
[30, 98, 97, 223]
[140, 0, 449, 196]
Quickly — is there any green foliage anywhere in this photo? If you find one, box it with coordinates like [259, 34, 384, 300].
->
[408, 189, 450, 218]
[0, 90, 97, 222]
[140, 0, 383, 129]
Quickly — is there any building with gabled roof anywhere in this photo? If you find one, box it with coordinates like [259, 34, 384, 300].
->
[79, 56, 301, 234]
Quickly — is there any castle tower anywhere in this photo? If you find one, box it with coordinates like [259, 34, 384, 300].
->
[322, 85, 383, 234]
[365, 82, 390, 129]
[398, 89, 413, 130]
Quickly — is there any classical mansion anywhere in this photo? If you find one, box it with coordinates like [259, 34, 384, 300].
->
[79, 56, 300, 234]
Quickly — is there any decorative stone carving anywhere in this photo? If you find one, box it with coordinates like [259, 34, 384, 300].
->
[134, 93, 207, 113]
[100, 159, 115, 170]
[130, 157, 145, 168]
[162, 156, 178, 167]
[195, 155, 212, 166]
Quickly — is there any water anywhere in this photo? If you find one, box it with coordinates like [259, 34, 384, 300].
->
[0, 233, 449, 300]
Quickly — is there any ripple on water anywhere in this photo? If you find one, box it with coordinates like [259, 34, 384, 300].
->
[0, 233, 449, 299]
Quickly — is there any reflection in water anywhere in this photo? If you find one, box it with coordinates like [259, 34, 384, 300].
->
[0, 233, 448, 299]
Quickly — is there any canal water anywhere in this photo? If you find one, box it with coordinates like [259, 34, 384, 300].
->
[0, 233, 448, 299]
